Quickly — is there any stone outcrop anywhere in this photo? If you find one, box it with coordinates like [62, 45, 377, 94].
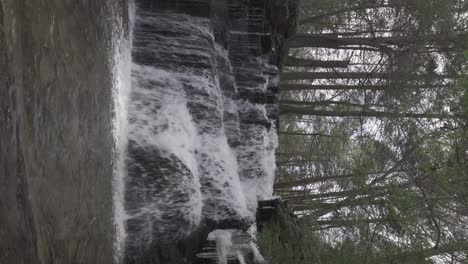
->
[0, 0, 120, 263]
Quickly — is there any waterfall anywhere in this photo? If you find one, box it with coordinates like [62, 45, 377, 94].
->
[112, 1, 134, 262]
[113, 1, 278, 263]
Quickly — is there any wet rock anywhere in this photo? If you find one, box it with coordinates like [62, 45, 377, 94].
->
[0, 0, 119, 263]
[124, 0, 279, 263]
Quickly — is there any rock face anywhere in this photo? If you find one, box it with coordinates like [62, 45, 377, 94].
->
[122, 0, 278, 263]
[0, 0, 120, 263]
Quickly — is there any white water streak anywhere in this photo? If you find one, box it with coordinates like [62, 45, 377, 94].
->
[112, 1, 134, 262]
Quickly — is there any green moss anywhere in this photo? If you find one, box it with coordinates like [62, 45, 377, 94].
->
[257, 205, 322, 264]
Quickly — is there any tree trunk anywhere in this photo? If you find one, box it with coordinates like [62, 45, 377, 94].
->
[320, 30, 399, 36]
[281, 84, 390, 91]
[274, 173, 353, 189]
[280, 71, 451, 81]
[281, 186, 391, 200]
[292, 198, 384, 211]
[280, 100, 379, 109]
[299, 4, 404, 25]
[280, 105, 461, 120]
[280, 84, 446, 91]
[280, 182, 410, 203]
[313, 218, 387, 227]
[278, 131, 336, 137]
[276, 159, 330, 164]
[288, 33, 468, 49]
[285, 56, 350, 68]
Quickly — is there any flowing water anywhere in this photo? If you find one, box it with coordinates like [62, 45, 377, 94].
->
[113, 0, 278, 263]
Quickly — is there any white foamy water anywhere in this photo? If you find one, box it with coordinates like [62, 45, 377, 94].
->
[113, 5, 278, 262]
[197, 229, 266, 264]
[111, 1, 134, 262]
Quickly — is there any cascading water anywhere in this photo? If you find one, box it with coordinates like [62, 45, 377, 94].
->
[112, 1, 134, 262]
[113, 0, 279, 263]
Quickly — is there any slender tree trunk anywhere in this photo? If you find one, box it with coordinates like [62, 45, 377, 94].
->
[320, 30, 399, 36]
[285, 56, 350, 68]
[280, 185, 393, 200]
[280, 71, 451, 81]
[299, 4, 403, 25]
[280, 100, 380, 109]
[288, 33, 467, 49]
[281, 71, 389, 80]
[274, 169, 399, 189]
[280, 84, 446, 91]
[313, 218, 387, 227]
[277, 159, 323, 164]
[274, 173, 354, 189]
[292, 198, 384, 211]
[281, 84, 390, 91]
[280, 105, 461, 119]
[276, 159, 329, 164]
[278, 131, 335, 137]
[280, 182, 410, 203]
[276, 152, 320, 156]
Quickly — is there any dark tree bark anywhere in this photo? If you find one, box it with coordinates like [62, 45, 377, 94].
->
[274, 173, 354, 189]
[288, 33, 468, 49]
[285, 56, 350, 68]
[280, 100, 379, 109]
[278, 131, 335, 137]
[281, 84, 390, 91]
[280, 84, 446, 91]
[314, 218, 387, 227]
[292, 198, 384, 211]
[280, 105, 461, 119]
[280, 71, 451, 81]
[299, 4, 406, 25]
